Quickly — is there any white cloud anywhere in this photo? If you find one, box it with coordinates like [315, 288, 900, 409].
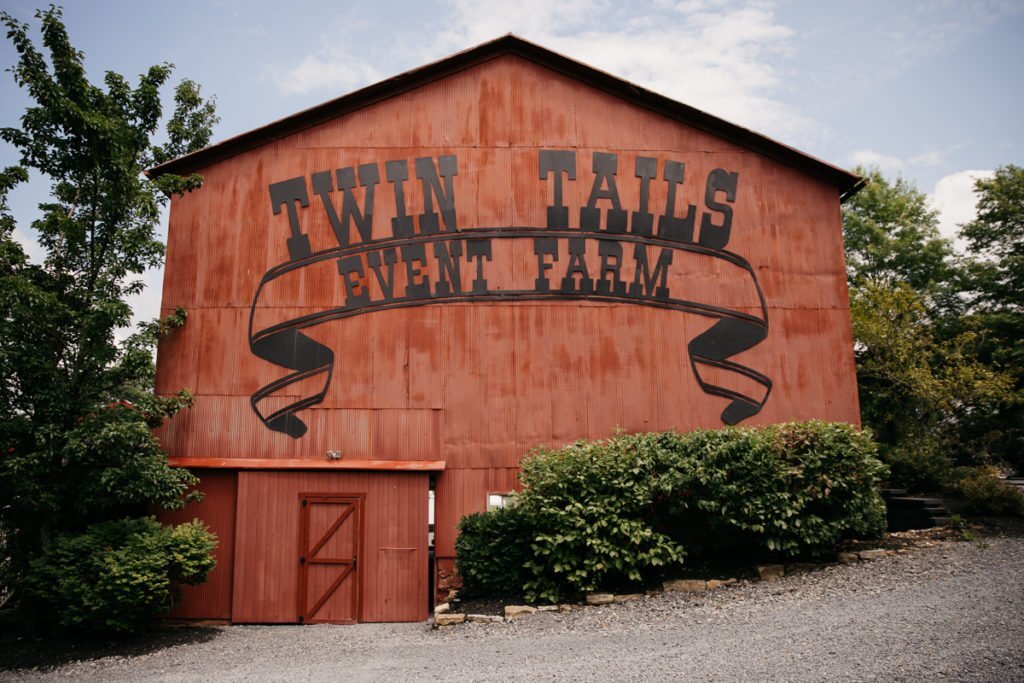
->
[270, 46, 383, 96]
[425, 0, 815, 143]
[675, 0, 731, 13]
[123, 209, 173, 336]
[849, 149, 905, 173]
[431, 0, 601, 45]
[267, 8, 384, 96]
[12, 227, 45, 263]
[909, 150, 944, 167]
[122, 265, 166, 340]
[848, 147, 947, 175]
[269, 0, 817, 145]
[930, 168, 993, 250]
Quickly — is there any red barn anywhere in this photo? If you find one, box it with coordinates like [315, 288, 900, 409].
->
[149, 35, 862, 624]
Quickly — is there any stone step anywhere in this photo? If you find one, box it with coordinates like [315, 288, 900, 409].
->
[884, 494, 951, 531]
[887, 496, 945, 507]
[889, 516, 942, 531]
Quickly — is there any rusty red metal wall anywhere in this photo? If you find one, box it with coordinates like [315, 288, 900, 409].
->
[155, 53, 860, 612]
[154, 470, 236, 619]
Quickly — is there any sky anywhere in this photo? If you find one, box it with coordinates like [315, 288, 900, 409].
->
[1, 0, 1021, 328]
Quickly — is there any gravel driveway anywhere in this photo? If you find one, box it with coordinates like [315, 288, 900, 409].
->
[3, 533, 1023, 682]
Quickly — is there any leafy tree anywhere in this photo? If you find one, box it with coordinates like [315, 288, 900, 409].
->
[850, 281, 1012, 488]
[962, 165, 1024, 310]
[842, 167, 957, 298]
[842, 168, 1019, 488]
[0, 6, 219, 628]
[957, 165, 1024, 470]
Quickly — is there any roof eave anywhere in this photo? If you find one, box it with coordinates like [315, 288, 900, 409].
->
[145, 34, 862, 197]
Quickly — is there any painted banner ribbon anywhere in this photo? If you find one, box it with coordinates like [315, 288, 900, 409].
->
[249, 228, 771, 438]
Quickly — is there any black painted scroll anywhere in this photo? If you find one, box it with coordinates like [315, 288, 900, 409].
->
[248, 229, 771, 439]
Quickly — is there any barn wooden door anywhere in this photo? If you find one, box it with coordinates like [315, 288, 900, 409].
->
[298, 495, 362, 624]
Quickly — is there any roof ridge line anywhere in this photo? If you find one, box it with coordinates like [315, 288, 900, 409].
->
[145, 34, 862, 199]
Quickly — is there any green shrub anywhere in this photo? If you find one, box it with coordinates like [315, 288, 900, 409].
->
[955, 467, 1024, 517]
[25, 517, 217, 633]
[516, 432, 689, 603]
[880, 446, 953, 492]
[455, 505, 533, 599]
[455, 422, 888, 603]
[681, 422, 888, 558]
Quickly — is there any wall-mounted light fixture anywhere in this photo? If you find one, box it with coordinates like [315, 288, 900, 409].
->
[326, 450, 343, 460]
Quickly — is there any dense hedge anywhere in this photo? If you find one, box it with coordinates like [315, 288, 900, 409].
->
[456, 422, 888, 603]
[954, 467, 1024, 517]
[24, 517, 216, 633]
[456, 506, 535, 598]
[514, 432, 687, 602]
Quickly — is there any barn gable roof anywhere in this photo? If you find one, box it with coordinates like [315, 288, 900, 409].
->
[146, 34, 863, 199]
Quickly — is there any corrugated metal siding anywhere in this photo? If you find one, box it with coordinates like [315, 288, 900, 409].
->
[154, 470, 237, 619]
[434, 467, 521, 559]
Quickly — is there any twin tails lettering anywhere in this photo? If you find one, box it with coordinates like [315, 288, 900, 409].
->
[249, 150, 771, 439]
[267, 150, 737, 256]
[268, 155, 458, 260]
[538, 150, 737, 250]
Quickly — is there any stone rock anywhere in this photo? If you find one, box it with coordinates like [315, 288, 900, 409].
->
[558, 604, 573, 612]
[858, 549, 887, 560]
[446, 589, 459, 601]
[663, 579, 707, 593]
[504, 605, 537, 619]
[434, 613, 465, 626]
[722, 578, 738, 585]
[837, 552, 859, 564]
[537, 605, 559, 612]
[705, 579, 725, 590]
[613, 593, 644, 603]
[756, 564, 785, 581]
[434, 602, 450, 614]
[465, 614, 503, 623]
[585, 592, 615, 605]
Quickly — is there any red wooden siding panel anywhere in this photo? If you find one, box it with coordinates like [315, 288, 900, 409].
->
[153, 470, 237, 620]
[166, 458, 444, 471]
[232, 471, 429, 623]
[433, 467, 521, 559]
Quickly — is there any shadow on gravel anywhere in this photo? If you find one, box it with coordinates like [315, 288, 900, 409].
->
[0, 626, 222, 672]
[976, 516, 1024, 537]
